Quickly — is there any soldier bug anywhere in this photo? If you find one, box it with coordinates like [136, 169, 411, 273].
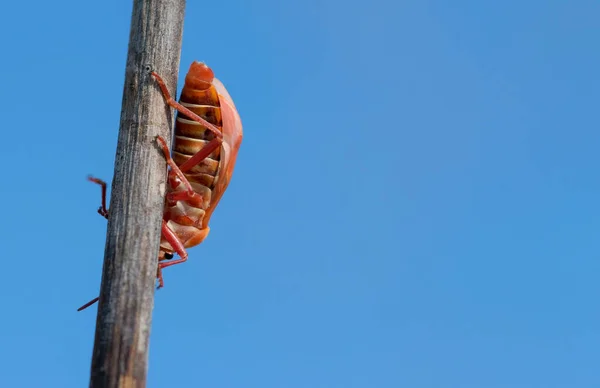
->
[78, 62, 243, 311]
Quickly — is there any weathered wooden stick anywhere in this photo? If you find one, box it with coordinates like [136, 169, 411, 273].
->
[89, 1, 186, 387]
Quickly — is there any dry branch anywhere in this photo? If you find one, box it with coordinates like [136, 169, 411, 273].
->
[89, 1, 186, 387]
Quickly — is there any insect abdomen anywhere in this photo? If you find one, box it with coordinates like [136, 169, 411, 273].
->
[172, 79, 223, 198]
[161, 63, 225, 248]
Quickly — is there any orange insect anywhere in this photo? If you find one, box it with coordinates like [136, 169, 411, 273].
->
[78, 62, 243, 311]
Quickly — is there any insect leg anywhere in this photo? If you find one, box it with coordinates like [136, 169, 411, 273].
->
[151, 71, 223, 140]
[77, 176, 109, 311]
[157, 135, 222, 205]
[178, 137, 222, 173]
[156, 252, 174, 288]
[156, 135, 195, 194]
[88, 176, 109, 219]
[157, 266, 164, 288]
[163, 138, 223, 208]
[156, 220, 189, 288]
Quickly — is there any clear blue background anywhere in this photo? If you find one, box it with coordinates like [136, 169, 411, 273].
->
[0, 0, 598, 387]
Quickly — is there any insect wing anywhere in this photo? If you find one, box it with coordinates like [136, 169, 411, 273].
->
[202, 78, 243, 225]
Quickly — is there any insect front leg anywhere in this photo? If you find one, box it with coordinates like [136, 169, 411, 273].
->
[157, 220, 210, 288]
[156, 251, 174, 288]
[157, 220, 189, 289]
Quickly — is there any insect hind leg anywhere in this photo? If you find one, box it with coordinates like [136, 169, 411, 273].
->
[151, 71, 223, 140]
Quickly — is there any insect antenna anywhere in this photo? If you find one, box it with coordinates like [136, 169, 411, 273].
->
[77, 297, 100, 311]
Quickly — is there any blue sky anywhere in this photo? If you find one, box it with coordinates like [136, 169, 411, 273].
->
[0, 0, 598, 387]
